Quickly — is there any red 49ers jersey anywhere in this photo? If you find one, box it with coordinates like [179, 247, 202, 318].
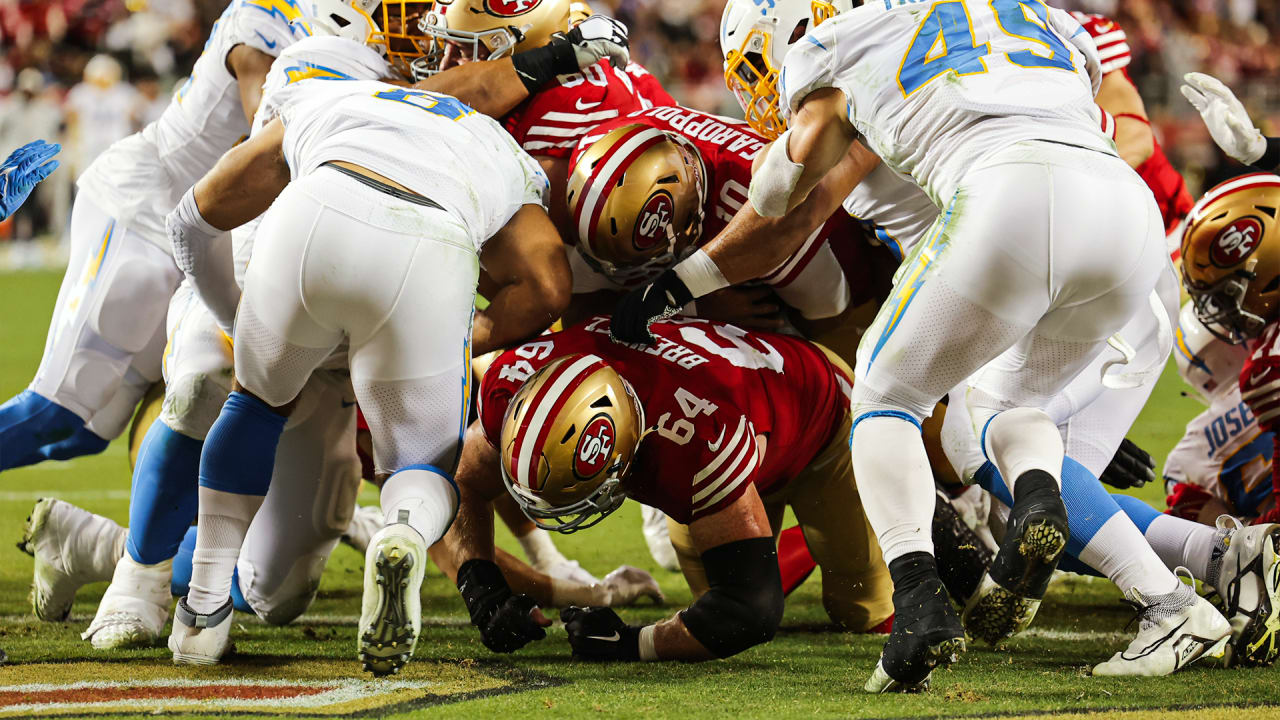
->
[503, 61, 674, 159]
[570, 104, 881, 317]
[1071, 11, 1192, 237]
[1238, 322, 1280, 523]
[477, 317, 850, 523]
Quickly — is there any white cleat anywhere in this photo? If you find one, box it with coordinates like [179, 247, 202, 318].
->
[1092, 579, 1230, 677]
[358, 524, 426, 676]
[20, 497, 124, 622]
[341, 504, 385, 555]
[169, 597, 234, 665]
[640, 505, 680, 572]
[534, 558, 600, 587]
[600, 565, 665, 606]
[82, 555, 173, 650]
[1209, 517, 1280, 667]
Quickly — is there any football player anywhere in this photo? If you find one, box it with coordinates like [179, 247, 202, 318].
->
[613, 0, 1177, 690]
[437, 316, 902, 661]
[0, 0, 322, 473]
[0, 140, 60, 221]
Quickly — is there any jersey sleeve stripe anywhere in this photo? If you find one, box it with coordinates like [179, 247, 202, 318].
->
[540, 110, 622, 123]
[692, 416, 748, 485]
[575, 126, 668, 250]
[761, 229, 828, 287]
[1098, 44, 1131, 61]
[526, 124, 597, 138]
[692, 426, 757, 505]
[1092, 30, 1127, 46]
[1099, 58, 1130, 74]
[692, 439, 759, 514]
[523, 139, 579, 151]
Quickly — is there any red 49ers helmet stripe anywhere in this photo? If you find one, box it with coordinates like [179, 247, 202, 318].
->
[1186, 173, 1280, 227]
[509, 354, 609, 489]
[574, 125, 669, 249]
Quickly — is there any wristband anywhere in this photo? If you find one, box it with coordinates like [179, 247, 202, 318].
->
[638, 624, 658, 661]
[748, 131, 804, 217]
[1254, 137, 1280, 173]
[456, 558, 511, 623]
[673, 249, 730, 300]
[510, 41, 580, 93]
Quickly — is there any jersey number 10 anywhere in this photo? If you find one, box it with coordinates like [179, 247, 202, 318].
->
[898, 0, 1074, 97]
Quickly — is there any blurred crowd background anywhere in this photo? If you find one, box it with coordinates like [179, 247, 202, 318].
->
[2, 0, 1279, 263]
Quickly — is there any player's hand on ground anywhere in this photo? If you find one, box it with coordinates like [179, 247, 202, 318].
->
[610, 269, 693, 345]
[561, 606, 642, 661]
[694, 286, 786, 331]
[1182, 72, 1267, 165]
[0, 140, 60, 221]
[480, 594, 551, 653]
[566, 15, 629, 70]
[600, 565, 665, 606]
[1099, 437, 1155, 489]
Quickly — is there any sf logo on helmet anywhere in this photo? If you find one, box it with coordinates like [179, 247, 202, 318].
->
[634, 192, 674, 251]
[483, 0, 541, 17]
[574, 414, 616, 478]
[1211, 216, 1264, 268]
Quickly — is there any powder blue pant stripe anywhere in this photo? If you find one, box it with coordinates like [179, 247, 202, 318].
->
[198, 392, 287, 496]
[126, 420, 202, 565]
[849, 410, 922, 444]
[172, 526, 251, 613]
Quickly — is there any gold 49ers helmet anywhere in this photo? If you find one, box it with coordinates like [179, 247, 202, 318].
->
[1181, 173, 1280, 344]
[719, 0, 851, 140]
[566, 124, 707, 281]
[413, 0, 571, 77]
[499, 354, 644, 533]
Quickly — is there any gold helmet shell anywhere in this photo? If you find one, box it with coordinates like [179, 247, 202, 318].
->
[566, 124, 707, 282]
[413, 0, 571, 77]
[499, 354, 644, 532]
[1181, 173, 1280, 344]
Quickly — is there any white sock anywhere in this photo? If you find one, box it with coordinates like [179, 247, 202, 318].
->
[1142, 513, 1218, 582]
[1079, 513, 1181, 596]
[187, 487, 265, 614]
[517, 527, 568, 568]
[982, 407, 1064, 493]
[380, 467, 458, 544]
[852, 416, 935, 564]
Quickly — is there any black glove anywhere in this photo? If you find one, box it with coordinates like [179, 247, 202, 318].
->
[560, 606, 642, 661]
[610, 269, 694, 345]
[1099, 438, 1155, 489]
[457, 559, 546, 653]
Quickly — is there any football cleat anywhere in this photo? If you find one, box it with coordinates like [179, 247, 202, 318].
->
[20, 497, 124, 622]
[82, 555, 174, 649]
[1208, 517, 1280, 666]
[865, 553, 966, 693]
[358, 523, 426, 676]
[1092, 578, 1230, 676]
[964, 471, 1067, 644]
[341, 504, 385, 555]
[932, 488, 994, 607]
[169, 597, 234, 665]
[641, 505, 681, 572]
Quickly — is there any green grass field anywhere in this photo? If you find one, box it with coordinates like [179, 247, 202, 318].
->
[0, 269, 1277, 719]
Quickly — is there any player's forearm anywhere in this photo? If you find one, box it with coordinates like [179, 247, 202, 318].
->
[474, 271, 570, 355]
[412, 58, 530, 119]
[192, 121, 289, 231]
[780, 89, 859, 214]
[1114, 117, 1154, 168]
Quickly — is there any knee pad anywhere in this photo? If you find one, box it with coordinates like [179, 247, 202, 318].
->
[86, 249, 175, 354]
[849, 383, 928, 431]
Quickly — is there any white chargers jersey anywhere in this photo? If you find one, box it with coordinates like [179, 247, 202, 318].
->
[235, 35, 395, 286]
[278, 80, 548, 251]
[781, 0, 1113, 205]
[1164, 386, 1276, 518]
[844, 162, 938, 261]
[75, 0, 313, 248]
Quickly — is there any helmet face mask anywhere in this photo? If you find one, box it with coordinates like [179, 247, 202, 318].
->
[497, 355, 646, 534]
[1175, 301, 1253, 404]
[1186, 270, 1266, 345]
[369, 1, 438, 79]
[409, 0, 570, 78]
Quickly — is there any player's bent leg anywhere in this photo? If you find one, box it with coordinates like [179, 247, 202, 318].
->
[665, 517, 709, 597]
[19, 498, 126, 621]
[0, 391, 107, 471]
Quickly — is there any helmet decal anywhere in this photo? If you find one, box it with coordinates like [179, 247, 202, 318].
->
[1210, 216, 1263, 268]
[484, 0, 542, 16]
[634, 191, 674, 251]
[574, 414, 616, 479]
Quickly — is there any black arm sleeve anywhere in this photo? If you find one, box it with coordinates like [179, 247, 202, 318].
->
[1253, 137, 1280, 173]
[678, 536, 784, 658]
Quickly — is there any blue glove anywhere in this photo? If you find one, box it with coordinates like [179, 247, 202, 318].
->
[0, 140, 61, 221]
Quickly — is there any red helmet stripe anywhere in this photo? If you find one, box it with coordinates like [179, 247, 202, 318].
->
[510, 354, 607, 489]
[1187, 173, 1280, 227]
[574, 125, 668, 251]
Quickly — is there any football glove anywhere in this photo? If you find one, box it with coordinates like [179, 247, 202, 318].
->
[0, 140, 59, 222]
[457, 559, 548, 653]
[610, 269, 693, 345]
[1099, 438, 1156, 490]
[566, 15, 629, 70]
[560, 606, 642, 661]
[1182, 72, 1267, 166]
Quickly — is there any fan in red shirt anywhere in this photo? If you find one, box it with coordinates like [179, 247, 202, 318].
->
[1070, 11, 1194, 246]
[434, 316, 896, 662]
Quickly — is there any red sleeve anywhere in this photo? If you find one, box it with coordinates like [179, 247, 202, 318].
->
[476, 337, 562, 445]
[1241, 325, 1280, 523]
[1069, 11, 1131, 75]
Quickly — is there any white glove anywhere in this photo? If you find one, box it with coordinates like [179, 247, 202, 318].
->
[600, 564, 665, 606]
[1182, 72, 1267, 165]
[567, 15, 629, 70]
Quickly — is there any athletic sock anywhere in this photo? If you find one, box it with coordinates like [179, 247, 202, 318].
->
[125, 420, 202, 565]
[185, 392, 285, 614]
[171, 525, 253, 613]
[1113, 493, 1220, 583]
[851, 415, 935, 563]
[380, 465, 459, 545]
[981, 407, 1064, 493]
